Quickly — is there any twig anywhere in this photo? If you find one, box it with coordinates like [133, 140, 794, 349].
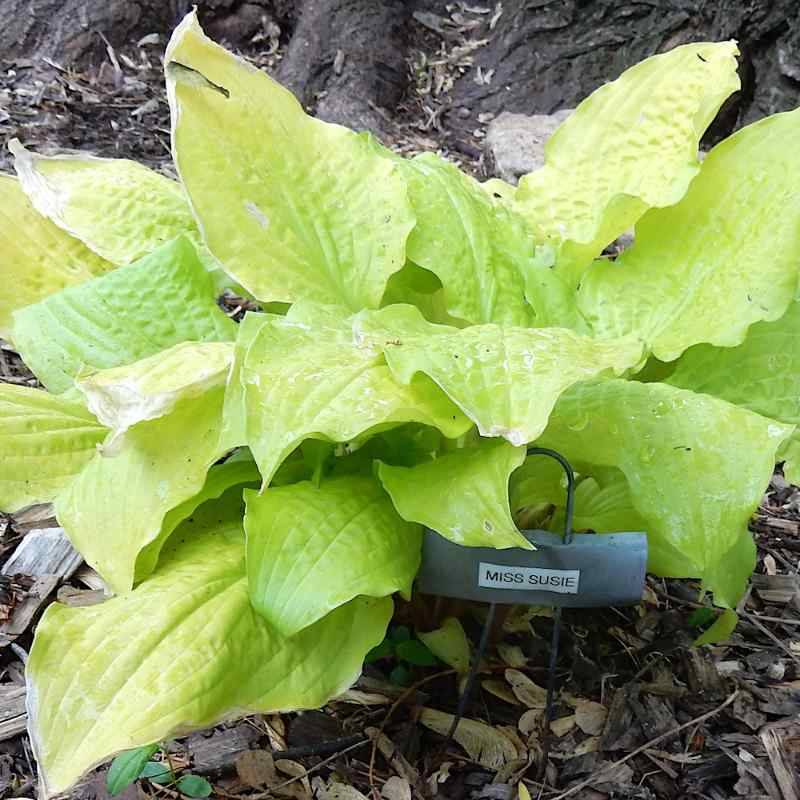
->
[368, 669, 457, 799]
[651, 585, 706, 611]
[740, 610, 800, 664]
[271, 733, 366, 761]
[547, 690, 739, 800]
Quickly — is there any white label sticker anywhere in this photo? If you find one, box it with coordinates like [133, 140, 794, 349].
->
[478, 562, 580, 594]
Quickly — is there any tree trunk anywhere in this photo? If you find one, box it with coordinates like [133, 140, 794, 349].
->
[446, 0, 800, 153]
[275, 0, 413, 132]
[0, 0, 185, 65]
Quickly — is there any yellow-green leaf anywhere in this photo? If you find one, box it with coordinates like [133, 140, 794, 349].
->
[0, 384, 107, 512]
[165, 12, 414, 309]
[514, 42, 739, 285]
[0, 174, 112, 340]
[27, 501, 391, 797]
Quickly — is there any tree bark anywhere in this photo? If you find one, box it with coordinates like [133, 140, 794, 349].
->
[275, 0, 413, 132]
[446, 0, 800, 152]
[0, 0, 185, 65]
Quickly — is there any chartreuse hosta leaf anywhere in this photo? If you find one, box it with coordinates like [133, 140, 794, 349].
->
[12, 236, 235, 393]
[545, 469, 647, 536]
[668, 300, 800, 484]
[9, 140, 209, 267]
[56, 383, 227, 595]
[165, 12, 414, 309]
[135, 458, 261, 584]
[514, 41, 739, 284]
[560, 471, 646, 535]
[235, 306, 471, 484]
[244, 475, 420, 636]
[28, 498, 392, 797]
[378, 438, 530, 549]
[77, 340, 233, 443]
[538, 379, 792, 607]
[0, 175, 113, 339]
[0, 384, 107, 512]
[578, 109, 800, 361]
[360, 304, 642, 445]
[391, 153, 535, 327]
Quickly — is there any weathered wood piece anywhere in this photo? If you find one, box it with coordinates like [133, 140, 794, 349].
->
[760, 720, 800, 800]
[185, 723, 261, 774]
[0, 573, 58, 647]
[2, 526, 82, 580]
[752, 575, 800, 605]
[0, 683, 27, 741]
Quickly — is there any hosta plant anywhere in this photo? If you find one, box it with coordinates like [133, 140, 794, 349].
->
[1, 13, 799, 795]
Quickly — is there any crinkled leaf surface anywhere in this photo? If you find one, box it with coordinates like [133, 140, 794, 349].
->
[78, 341, 233, 440]
[27, 501, 392, 798]
[0, 175, 112, 339]
[165, 12, 414, 309]
[12, 236, 235, 393]
[10, 141, 209, 267]
[378, 438, 530, 549]
[244, 475, 420, 636]
[0, 384, 107, 512]
[514, 41, 739, 284]
[393, 153, 535, 326]
[135, 458, 261, 584]
[668, 300, 800, 480]
[364, 305, 642, 445]
[236, 307, 470, 484]
[537, 379, 791, 606]
[578, 109, 800, 361]
[56, 384, 227, 595]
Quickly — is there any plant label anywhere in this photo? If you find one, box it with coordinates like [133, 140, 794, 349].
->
[417, 528, 648, 608]
[478, 563, 580, 594]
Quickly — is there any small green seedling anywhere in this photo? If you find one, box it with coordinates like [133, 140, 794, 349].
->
[107, 744, 210, 798]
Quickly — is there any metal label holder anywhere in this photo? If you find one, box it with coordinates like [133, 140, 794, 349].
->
[416, 447, 648, 609]
[414, 447, 649, 750]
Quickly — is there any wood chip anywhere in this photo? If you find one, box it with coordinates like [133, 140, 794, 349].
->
[186, 723, 260, 773]
[760, 720, 800, 800]
[2, 526, 82, 579]
[0, 684, 26, 741]
[0, 574, 58, 647]
[752, 574, 800, 604]
[56, 586, 107, 607]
